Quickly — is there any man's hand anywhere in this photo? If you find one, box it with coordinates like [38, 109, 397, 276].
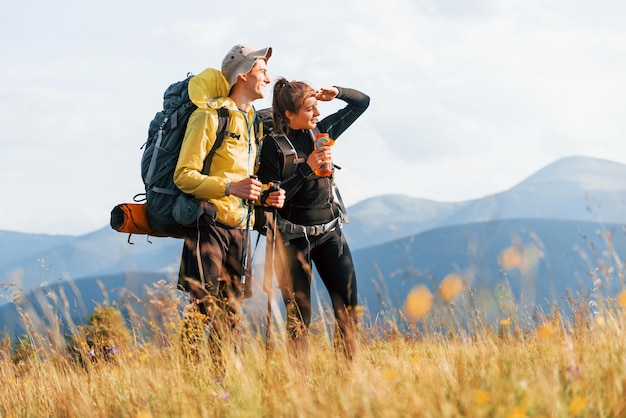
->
[229, 177, 262, 201]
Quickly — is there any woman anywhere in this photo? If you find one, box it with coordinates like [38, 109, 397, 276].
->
[257, 77, 369, 359]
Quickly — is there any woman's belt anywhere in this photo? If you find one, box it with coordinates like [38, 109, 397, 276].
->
[276, 217, 341, 237]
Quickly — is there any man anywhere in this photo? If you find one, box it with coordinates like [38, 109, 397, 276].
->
[174, 44, 284, 360]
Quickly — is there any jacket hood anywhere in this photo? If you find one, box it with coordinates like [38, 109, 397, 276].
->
[188, 67, 230, 109]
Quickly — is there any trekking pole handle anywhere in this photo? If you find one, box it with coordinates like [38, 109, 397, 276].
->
[247, 175, 259, 208]
[266, 181, 281, 217]
[269, 180, 281, 235]
[240, 174, 258, 286]
[268, 180, 281, 193]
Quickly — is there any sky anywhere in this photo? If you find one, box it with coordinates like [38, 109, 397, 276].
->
[1, 0, 626, 236]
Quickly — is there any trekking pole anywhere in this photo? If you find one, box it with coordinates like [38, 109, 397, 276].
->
[263, 181, 281, 352]
[241, 175, 257, 289]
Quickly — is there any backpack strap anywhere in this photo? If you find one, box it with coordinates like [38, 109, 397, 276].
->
[194, 106, 232, 290]
[201, 107, 230, 175]
[273, 135, 299, 180]
[255, 107, 273, 139]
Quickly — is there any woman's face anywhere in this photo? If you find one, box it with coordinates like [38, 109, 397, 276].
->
[286, 94, 320, 130]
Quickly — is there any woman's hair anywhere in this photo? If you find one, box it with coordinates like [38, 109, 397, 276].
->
[272, 77, 315, 136]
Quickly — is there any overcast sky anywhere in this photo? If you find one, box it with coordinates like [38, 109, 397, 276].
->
[2, 0, 625, 236]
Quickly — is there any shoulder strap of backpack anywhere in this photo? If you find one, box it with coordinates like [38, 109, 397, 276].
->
[254, 107, 273, 140]
[201, 107, 230, 175]
[272, 135, 299, 180]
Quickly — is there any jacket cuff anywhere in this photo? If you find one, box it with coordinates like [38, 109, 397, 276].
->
[225, 180, 231, 196]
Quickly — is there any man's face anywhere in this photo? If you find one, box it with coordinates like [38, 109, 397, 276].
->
[243, 59, 270, 100]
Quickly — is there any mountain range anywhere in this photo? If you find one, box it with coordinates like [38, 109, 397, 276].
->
[2, 155, 626, 335]
[345, 156, 626, 248]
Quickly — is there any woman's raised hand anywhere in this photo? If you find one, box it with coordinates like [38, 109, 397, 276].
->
[315, 87, 338, 102]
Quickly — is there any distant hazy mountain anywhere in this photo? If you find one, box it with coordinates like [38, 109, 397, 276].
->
[344, 196, 465, 249]
[0, 272, 171, 337]
[0, 228, 182, 299]
[0, 231, 74, 268]
[2, 155, 626, 331]
[2, 217, 622, 335]
[344, 156, 626, 248]
[353, 218, 625, 319]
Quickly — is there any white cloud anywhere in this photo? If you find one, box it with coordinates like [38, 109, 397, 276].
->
[1, 0, 626, 234]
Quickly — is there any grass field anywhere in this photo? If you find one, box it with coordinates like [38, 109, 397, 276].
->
[2, 268, 626, 417]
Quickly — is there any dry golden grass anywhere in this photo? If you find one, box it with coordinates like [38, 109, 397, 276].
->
[1, 275, 626, 418]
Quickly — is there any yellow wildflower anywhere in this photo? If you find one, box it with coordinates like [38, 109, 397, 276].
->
[499, 247, 523, 269]
[473, 389, 490, 405]
[536, 323, 555, 340]
[383, 369, 397, 380]
[439, 274, 464, 302]
[569, 395, 586, 415]
[403, 285, 433, 319]
[506, 405, 527, 418]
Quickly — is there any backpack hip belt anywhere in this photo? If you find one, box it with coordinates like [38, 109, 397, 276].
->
[276, 216, 342, 237]
[276, 216, 345, 258]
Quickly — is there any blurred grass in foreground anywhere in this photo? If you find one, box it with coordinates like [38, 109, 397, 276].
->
[1, 271, 626, 418]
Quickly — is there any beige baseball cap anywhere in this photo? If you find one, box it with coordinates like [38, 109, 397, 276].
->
[221, 44, 272, 89]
